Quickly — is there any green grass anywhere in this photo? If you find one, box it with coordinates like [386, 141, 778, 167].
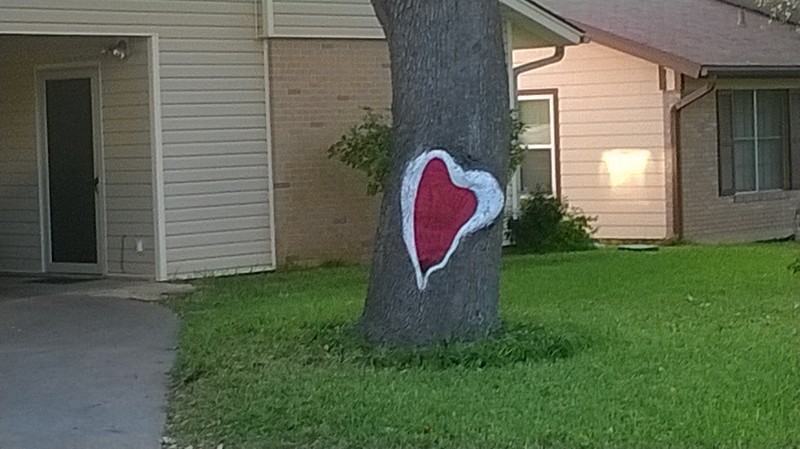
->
[166, 245, 800, 449]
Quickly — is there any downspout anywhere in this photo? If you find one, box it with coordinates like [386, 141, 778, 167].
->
[255, 0, 277, 269]
[505, 45, 565, 219]
[669, 76, 716, 241]
[513, 46, 565, 79]
[506, 45, 565, 218]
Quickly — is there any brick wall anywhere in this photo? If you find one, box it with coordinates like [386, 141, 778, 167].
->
[679, 80, 800, 243]
[269, 39, 391, 265]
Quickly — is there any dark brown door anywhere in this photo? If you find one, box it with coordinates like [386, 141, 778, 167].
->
[45, 78, 98, 265]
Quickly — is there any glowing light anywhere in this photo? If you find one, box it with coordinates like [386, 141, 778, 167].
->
[602, 149, 651, 187]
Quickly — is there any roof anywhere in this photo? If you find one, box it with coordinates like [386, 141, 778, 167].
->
[534, 0, 800, 77]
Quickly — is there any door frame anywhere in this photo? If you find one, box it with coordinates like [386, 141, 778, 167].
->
[36, 63, 107, 275]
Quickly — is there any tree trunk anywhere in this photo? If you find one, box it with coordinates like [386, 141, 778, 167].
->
[361, 0, 510, 346]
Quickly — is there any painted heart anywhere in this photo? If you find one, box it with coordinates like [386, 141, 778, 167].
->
[401, 149, 505, 290]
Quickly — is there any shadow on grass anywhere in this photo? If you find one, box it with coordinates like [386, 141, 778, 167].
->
[278, 321, 591, 370]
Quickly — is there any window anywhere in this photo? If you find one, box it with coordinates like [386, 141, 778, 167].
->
[517, 94, 556, 195]
[718, 89, 800, 195]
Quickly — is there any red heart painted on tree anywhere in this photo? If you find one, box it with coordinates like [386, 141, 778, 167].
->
[414, 159, 478, 271]
[401, 150, 505, 290]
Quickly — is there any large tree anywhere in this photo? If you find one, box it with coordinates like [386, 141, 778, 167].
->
[360, 0, 510, 346]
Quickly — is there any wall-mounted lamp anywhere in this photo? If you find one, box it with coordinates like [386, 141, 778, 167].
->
[101, 40, 128, 60]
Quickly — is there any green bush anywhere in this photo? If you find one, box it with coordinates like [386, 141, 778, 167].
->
[327, 108, 392, 196]
[507, 192, 596, 254]
[328, 108, 525, 195]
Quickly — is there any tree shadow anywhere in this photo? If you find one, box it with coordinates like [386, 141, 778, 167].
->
[284, 321, 591, 371]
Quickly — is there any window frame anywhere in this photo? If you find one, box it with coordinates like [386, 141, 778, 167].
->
[517, 92, 558, 196]
[718, 88, 792, 195]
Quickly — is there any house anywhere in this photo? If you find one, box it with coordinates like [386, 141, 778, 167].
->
[513, 0, 800, 243]
[0, 1, 584, 280]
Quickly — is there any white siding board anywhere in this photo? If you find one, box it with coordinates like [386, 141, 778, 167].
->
[161, 129, 267, 145]
[165, 191, 269, 210]
[162, 116, 266, 131]
[2, 222, 40, 235]
[106, 172, 151, 185]
[106, 197, 153, 211]
[168, 228, 267, 248]
[105, 157, 156, 172]
[164, 167, 268, 183]
[166, 215, 270, 236]
[169, 241, 270, 262]
[161, 103, 266, 118]
[160, 39, 260, 53]
[160, 65, 264, 79]
[162, 141, 268, 157]
[107, 210, 156, 224]
[160, 78, 264, 92]
[167, 203, 269, 222]
[103, 105, 150, 120]
[106, 184, 153, 198]
[168, 254, 270, 278]
[161, 52, 263, 66]
[163, 153, 269, 170]
[161, 91, 266, 105]
[0, 186, 38, 199]
[165, 178, 268, 196]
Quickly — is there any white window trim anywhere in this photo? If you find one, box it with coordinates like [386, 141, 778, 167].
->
[517, 93, 557, 197]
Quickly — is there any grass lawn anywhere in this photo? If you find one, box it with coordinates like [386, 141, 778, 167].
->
[166, 245, 800, 449]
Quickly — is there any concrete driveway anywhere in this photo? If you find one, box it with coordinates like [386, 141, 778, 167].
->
[0, 277, 185, 449]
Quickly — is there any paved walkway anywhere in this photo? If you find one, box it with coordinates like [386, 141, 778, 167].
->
[0, 278, 181, 449]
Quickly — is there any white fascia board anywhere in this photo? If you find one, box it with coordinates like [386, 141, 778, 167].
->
[500, 0, 584, 45]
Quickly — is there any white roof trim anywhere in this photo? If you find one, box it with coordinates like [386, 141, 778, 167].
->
[500, 0, 584, 45]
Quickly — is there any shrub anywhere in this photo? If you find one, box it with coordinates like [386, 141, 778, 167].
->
[328, 108, 526, 195]
[326, 108, 392, 196]
[506, 192, 596, 254]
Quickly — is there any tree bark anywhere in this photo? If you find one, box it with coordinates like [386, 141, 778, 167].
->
[361, 0, 510, 346]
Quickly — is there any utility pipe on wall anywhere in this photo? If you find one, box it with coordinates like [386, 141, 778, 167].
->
[669, 77, 716, 239]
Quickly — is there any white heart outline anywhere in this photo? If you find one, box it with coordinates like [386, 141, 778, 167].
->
[401, 149, 505, 290]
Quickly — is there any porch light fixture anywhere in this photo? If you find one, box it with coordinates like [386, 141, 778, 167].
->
[101, 40, 128, 60]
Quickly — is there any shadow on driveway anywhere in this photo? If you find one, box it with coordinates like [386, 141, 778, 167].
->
[0, 285, 179, 449]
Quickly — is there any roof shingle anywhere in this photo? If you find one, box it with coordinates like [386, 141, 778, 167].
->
[534, 0, 800, 76]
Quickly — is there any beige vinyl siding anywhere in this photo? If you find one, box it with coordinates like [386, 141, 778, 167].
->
[0, 35, 154, 274]
[102, 38, 155, 276]
[0, 58, 40, 273]
[270, 0, 382, 38]
[0, 0, 274, 279]
[516, 43, 669, 240]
